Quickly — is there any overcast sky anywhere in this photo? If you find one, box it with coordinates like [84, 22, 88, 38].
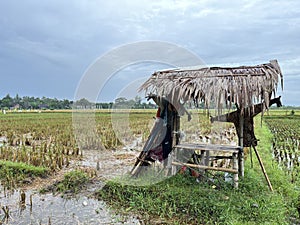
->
[0, 0, 299, 105]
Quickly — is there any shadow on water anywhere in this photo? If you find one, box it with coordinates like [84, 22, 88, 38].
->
[0, 185, 140, 225]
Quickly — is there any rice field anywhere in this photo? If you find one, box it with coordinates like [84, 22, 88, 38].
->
[1, 109, 299, 186]
[0, 110, 152, 167]
[0, 109, 245, 166]
[1, 108, 299, 224]
[0, 110, 153, 188]
[264, 110, 300, 184]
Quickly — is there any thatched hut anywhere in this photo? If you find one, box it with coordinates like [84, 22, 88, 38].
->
[132, 60, 283, 189]
[139, 59, 283, 112]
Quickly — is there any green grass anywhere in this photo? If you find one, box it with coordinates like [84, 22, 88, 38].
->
[39, 169, 89, 194]
[57, 170, 89, 194]
[251, 117, 299, 219]
[266, 109, 300, 117]
[0, 160, 48, 188]
[0, 160, 48, 175]
[97, 115, 300, 224]
[97, 174, 290, 224]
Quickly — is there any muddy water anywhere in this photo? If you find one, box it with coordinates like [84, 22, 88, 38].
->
[0, 149, 141, 224]
[0, 187, 140, 224]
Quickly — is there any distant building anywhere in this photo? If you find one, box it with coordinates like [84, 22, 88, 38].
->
[10, 104, 20, 110]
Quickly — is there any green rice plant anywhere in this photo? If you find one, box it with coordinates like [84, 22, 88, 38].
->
[0, 160, 48, 189]
[56, 170, 89, 194]
[264, 114, 300, 185]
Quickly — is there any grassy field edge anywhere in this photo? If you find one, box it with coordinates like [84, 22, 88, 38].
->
[96, 117, 299, 224]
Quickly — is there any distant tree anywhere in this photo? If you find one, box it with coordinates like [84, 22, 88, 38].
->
[1, 94, 13, 109]
[14, 94, 21, 105]
[96, 102, 113, 109]
[115, 97, 127, 104]
[0, 94, 162, 110]
[74, 98, 93, 109]
[0, 95, 74, 110]
[114, 97, 128, 108]
[62, 99, 72, 109]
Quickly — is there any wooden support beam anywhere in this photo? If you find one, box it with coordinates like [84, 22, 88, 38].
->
[233, 152, 239, 188]
[175, 143, 241, 153]
[238, 112, 245, 177]
[212, 156, 233, 160]
[171, 147, 178, 175]
[172, 161, 238, 174]
[252, 145, 273, 192]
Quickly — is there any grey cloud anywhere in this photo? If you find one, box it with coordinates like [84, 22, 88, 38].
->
[0, 0, 299, 104]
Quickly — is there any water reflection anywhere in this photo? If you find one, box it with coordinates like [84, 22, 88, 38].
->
[0, 187, 140, 225]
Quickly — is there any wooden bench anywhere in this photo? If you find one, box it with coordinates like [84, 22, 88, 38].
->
[168, 143, 244, 188]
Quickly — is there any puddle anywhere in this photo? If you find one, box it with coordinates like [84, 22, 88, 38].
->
[0, 142, 142, 224]
[0, 148, 142, 224]
[79, 149, 139, 181]
[0, 187, 140, 224]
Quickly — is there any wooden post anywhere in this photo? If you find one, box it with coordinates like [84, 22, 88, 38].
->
[238, 112, 245, 177]
[238, 148, 244, 177]
[166, 150, 173, 176]
[174, 113, 180, 145]
[205, 151, 210, 166]
[174, 112, 181, 170]
[199, 150, 206, 176]
[233, 152, 239, 188]
[250, 146, 253, 168]
[171, 147, 178, 175]
[166, 111, 180, 176]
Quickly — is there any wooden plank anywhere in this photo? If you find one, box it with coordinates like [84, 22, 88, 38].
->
[171, 161, 238, 174]
[212, 156, 233, 160]
[175, 143, 241, 153]
[176, 143, 242, 150]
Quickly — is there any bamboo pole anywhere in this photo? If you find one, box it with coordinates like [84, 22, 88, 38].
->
[252, 145, 273, 192]
[130, 151, 147, 176]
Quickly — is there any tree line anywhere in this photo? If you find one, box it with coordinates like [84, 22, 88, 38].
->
[73, 96, 156, 109]
[0, 94, 73, 110]
[0, 94, 156, 110]
[1, 94, 298, 111]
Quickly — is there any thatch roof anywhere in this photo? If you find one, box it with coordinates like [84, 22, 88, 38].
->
[139, 60, 283, 111]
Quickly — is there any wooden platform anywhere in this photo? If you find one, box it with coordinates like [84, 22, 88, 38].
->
[167, 143, 244, 188]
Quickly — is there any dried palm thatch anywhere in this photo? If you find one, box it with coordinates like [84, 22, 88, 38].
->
[139, 60, 283, 113]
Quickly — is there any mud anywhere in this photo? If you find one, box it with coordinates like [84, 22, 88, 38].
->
[0, 145, 142, 224]
[0, 187, 140, 224]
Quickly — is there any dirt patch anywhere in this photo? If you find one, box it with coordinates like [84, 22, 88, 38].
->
[18, 148, 139, 193]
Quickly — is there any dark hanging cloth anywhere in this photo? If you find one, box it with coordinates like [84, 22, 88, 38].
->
[133, 94, 190, 172]
[162, 122, 173, 160]
[143, 96, 177, 161]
